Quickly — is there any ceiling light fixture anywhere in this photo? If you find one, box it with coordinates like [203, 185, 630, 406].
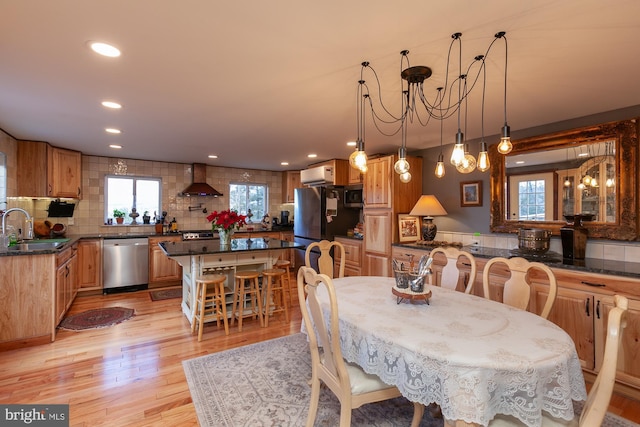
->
[496, 32, 512, 155]
[208, 155, 218, 159]
[308, 154, 317, 158]
[101, 101, 122, 109]
[105, 128, 121, 134]
[109, 144, 122, 149]
[357, 31, 511, 180]
[89, 41, 121, 58]
[393, 89, 411, 182]
[476, 56, 490, 172]
[349, 80, 368, 173]
[434, 88, 446, 178]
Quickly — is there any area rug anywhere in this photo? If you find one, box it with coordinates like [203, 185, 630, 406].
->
[183, 333, 638, 427]
[149, 287, 182, 301]
[59, 307, 135, 331]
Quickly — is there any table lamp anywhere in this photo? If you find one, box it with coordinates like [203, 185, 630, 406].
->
[409, 195, 448, 241]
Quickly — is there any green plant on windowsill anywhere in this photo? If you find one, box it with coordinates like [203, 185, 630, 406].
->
[113, 209, 126, 218]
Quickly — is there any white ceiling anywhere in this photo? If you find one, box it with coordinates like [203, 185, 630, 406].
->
[1, 1, 640, 171]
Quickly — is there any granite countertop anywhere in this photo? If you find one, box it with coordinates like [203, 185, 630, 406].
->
[393, 242, 640, 278]
[159, 237, 304, 257]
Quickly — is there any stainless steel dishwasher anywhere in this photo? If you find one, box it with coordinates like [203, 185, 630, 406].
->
[103, 238, 149, 293]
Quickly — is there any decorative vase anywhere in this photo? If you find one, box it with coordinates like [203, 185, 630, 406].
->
[218, 229, 234, 246]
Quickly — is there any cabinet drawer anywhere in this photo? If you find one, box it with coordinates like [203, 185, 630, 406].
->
[237, 252, 269, 265]
[203, 254, 237, 268]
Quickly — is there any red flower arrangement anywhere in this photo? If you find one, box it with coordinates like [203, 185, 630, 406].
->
[206, 209, 247, 232]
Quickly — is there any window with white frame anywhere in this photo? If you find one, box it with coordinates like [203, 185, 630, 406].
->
[229, 183, 268, 221]
[105, 175, 161, 224]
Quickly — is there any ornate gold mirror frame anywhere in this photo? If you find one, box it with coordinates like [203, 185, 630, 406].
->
[489, 119, 638, 240]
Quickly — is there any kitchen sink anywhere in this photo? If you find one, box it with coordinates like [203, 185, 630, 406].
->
[8, 239, 69, 252]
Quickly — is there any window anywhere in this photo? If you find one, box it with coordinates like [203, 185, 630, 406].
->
[508, 172, 555, 221]
[229, 183, 268, 221]
[518, 179, 546, 220]
[105, 175, 161, 224]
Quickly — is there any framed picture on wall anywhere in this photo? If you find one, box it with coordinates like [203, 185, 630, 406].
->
[460, 181, 483, 207]
[398, 214, 420, 242]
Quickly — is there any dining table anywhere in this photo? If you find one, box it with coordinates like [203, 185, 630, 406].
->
[309, 276, 587, 427]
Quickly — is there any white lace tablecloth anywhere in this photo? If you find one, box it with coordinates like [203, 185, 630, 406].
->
[311, 276, 587, 427]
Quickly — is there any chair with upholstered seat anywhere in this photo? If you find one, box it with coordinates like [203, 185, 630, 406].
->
[297, 266, 424, 427]
[488, 294, 629, 427]
[429, 246, 477, 293]
[304, 240, 345, 278]
[482, 256, 558, 319]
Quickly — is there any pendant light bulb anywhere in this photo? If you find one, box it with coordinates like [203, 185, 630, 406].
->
[582, 174, 592, 186]
[435, 153, 446, 178]
[577, 182, 585, 190]
[477, 141, 490, 172]
[497, 124, 512, 154]
[450, 131, 465, 166]
[394, 147, 410, 174]
[564, 178, 571, 187]
[349, 139, 367, 171]
[590, 178, 598, 187]
[399, 171, 411, 183]
[606, 178, 615, 188]
[456, 144, 477, 174]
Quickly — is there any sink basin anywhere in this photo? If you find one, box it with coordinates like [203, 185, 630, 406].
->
[8, 240, 67, 251]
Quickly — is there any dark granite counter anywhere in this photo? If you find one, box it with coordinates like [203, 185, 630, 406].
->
[393, 242, 640, 278]
[159, 237, 304, 257]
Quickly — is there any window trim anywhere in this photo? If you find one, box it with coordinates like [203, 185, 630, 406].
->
[104, 174, 162, 224]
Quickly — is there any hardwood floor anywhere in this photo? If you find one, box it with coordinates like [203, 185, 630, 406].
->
[0, 284, 639, 426]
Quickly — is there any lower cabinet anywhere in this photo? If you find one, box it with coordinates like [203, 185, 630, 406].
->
[55, 244, 78, 326]
[363, 210, 393, 276]
[149, 236, 182, 287]
[77, 238, 102, 291]
[334, 237, 362, 277]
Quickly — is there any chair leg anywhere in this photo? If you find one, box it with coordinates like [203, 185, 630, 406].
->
[305, 376, 321, 427]
[411, 403, 425, 427]
[197, 283, 206, 342]
[253, 276, 264, 327]
[218, 281, 229, 335]
[191, 282, 200, 335]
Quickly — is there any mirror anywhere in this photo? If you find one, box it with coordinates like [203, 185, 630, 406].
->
[489, 119, 638, 240]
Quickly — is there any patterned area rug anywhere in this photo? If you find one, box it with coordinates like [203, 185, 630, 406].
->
[183, 334, 638, 427]
[59, 307, 135, 331]
[149, 288, 182, 301]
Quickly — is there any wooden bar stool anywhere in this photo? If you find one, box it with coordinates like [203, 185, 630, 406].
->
[191, 274, 229, 341]
[231, 270, 263, 331]
[261, 268, 289, 327]
[274, 259, 294, 307]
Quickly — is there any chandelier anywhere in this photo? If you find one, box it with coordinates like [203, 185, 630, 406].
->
[349, 31, 511, 179]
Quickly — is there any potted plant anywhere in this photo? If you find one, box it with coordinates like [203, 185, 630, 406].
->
[113, 209, 126, 224]
[142, 211, 151, 224]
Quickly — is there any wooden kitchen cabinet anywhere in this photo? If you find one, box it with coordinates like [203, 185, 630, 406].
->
[55, 244, 78, 326]
[363, 210, 393, 276]
[282, 171, 301, 203]
[348, 165, 363, 184]
[17, 141, 82, 199]
[334, 237, 362, 276]
[149, 236, 182, 287]
[77, 238, 102, 291]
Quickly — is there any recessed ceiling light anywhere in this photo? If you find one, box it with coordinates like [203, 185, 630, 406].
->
[347, 141, 356, 147]
[109, 144, 122, 149]
[105, 128, 121, 134]
[101, 101, 122, 109]
[577, 152, 589, 157]
[208, 155, 218, 159]
[89, 41, 121, 57]
[308, 154, 317, 158]
[281, 162, 289, 166]
[516, 160, 525, 164]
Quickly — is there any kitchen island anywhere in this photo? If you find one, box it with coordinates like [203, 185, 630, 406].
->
[159, 237, 304, 324]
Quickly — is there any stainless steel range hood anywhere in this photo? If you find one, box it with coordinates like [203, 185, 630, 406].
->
[180, 163, 223, 197]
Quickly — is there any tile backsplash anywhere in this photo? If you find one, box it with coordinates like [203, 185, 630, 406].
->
[436, 230, 640, 262]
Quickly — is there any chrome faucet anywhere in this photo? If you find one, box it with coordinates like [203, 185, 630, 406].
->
[1, 208, 33, 240]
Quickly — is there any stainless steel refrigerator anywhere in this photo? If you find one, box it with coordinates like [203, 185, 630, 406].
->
[294, 186, 360, 270]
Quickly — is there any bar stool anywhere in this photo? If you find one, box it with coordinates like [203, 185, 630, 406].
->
[191, 274, 229, 342]
[261, 268, 289, 327]
[231, 270, 263, 331]
[274, 259, 294, 307]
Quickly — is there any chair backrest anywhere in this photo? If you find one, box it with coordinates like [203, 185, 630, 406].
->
[580, 295, 628, 427]
[305, 240, 346, 278]
[297, 266, 351, 393]
[429, 246, 477, 294]
[482, 256, 558, 319]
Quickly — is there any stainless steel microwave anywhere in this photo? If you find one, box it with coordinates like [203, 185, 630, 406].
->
[344, 186, 363, 208]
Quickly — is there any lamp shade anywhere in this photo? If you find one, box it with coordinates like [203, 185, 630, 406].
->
[409, 195, 447, 241]
[409, 195, 448, 217]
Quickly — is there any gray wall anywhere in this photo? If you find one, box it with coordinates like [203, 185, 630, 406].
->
[411, 105, 640, 235]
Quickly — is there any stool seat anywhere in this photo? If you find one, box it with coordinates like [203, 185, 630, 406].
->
[261, 268, 289, 327]
[192, 274, 229, 341]
[232, 270, 263, 331]
[274, 260, 294, 308]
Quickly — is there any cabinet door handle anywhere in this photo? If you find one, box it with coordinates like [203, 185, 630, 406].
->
[596, 300, 601, 319]
[581, 280, 605, 287]
[77, 186, 81, 197]
[585, 298, 590, 317]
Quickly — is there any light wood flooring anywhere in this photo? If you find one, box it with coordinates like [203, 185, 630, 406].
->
[0, 283, 638, 427]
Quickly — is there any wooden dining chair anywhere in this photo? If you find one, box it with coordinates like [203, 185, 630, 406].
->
[304, 239, 345, 278]
[488, 294, 629, 427]
[429, 246, 477, 293]
[297, 266, 424, 427]
[482, 256, 558, 319]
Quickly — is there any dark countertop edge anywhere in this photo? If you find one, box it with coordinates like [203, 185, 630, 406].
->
[334, 234, 364, 241]
[158, 239, 304, 257]
[392, 242, 640, 279]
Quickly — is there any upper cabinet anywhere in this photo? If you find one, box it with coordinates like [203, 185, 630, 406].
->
[17, 141, 82, 199]
[282, 171, 301, 204]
